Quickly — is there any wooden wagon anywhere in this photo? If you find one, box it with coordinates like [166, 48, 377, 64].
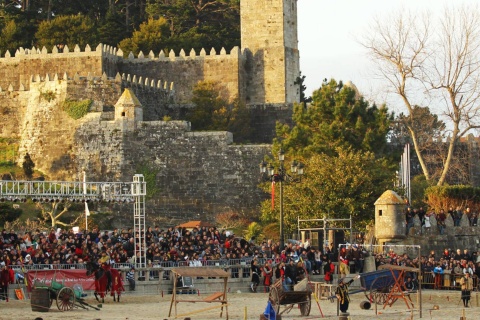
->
[269, 278, 312, 316]
[32, 280, 101, 312]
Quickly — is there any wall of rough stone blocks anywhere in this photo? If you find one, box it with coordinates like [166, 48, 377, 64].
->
[73, 120, 271, 222]
[240, 0, 300, 104]
[0, 45, 106, 91]
[116, 47, 243, 104]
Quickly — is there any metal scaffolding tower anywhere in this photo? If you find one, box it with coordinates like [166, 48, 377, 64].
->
[0, 174, 147, 267]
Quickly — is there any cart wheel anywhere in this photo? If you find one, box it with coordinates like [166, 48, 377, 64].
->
[299, 294, 311, 316]
[269, 287, 280, 315]
[57, 287, 75, 311]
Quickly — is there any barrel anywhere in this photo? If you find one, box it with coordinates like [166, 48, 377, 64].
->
[360, 300, 372, 310]
[31, 288, 51, 312]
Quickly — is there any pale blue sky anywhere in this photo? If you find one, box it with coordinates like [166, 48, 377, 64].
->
[297, 0, 477, 112]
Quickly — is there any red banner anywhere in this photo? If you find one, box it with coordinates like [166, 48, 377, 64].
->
[26, 269, 95, 292]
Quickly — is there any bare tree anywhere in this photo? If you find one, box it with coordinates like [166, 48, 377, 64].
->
[362, 4, 480, 186]
[36, 201, 82, 228]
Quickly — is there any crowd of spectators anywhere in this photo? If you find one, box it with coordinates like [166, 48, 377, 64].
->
[0, 225, 309, 269]
[371, 247, 480, 290]
[0, 224, 479, 291]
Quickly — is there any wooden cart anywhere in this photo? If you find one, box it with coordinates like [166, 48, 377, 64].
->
[360, 264, 420, 310]
[34, 280, 101, 311]
[269, 278, 312, 316]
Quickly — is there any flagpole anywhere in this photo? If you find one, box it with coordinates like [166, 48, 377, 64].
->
[83, 170, 87, 230]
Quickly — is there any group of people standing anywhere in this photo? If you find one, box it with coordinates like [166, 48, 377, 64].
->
[406, 205, 479, 236]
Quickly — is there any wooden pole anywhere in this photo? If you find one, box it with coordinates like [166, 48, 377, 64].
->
[168, 272, 177, 317]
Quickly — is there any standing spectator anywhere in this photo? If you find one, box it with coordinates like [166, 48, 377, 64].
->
[278, 262, 289, 291]
[461, 249, 471, 262]
[454, 206, 463, 226]
[433, 263, 444, 289]
[423, 211, 432, 234]
[0, 262, 10, 301]
[284, 259, 297, 290]
[126, 266, 135, 291]
[442, 248, 451, 260]
[437, 209, 447, 235]
[351, 245, 364, 273]
[405, 207, 415, 235]
[262, 260, 273, 293]
[418, 207, 426, 226]
[460, 272, 473, 307]
[471, 211, 478, 227]
[307, 247, 317, 274]
[250, 258, 260, 293]
[314, 248, 322, 275]
[323, 259, 335, 284]
[448, 206, 455, 221]
[335, 275, 360, 314]
[339, 247, 350, 278]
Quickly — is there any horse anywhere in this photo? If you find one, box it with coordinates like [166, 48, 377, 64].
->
[86, 261, 124, 302]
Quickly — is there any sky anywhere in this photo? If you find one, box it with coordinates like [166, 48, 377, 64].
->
[297, 0, 477, 113]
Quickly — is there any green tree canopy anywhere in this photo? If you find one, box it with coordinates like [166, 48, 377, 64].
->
[187, 81, 252, 142]
[97, 9, 129, 47]
[260, 78, 396, 235]
[35, 15, 97, 49]
[119, 17, 170, 56]
[146, 0, 240, 53]
[276, 79, 393, 158]
[260, 148, 393, 233]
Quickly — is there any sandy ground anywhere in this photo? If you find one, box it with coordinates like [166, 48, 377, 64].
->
[1, 289, 479, 320]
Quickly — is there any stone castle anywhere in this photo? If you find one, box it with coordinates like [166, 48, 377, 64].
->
[0, 0, 301, 224]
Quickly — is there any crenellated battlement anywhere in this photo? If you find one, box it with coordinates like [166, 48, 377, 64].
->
[1, 42, 243, 62]
[122, 46, 242, 62]
[1, 43, 105, 59]
[0, 70, 174, 95]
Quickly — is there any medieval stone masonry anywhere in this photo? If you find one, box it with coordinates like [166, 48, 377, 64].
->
[0, 0, 300, 224]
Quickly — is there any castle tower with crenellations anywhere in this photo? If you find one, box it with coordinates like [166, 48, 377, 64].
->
[0, 1, 301, 224]
[241, 0, 300, 105]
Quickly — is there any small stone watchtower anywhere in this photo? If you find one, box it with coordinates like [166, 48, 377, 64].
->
[115, 88, 143, 130]
[374, 190, 406, 245]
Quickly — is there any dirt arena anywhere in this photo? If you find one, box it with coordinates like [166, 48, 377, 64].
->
[1, 289, 479, 320]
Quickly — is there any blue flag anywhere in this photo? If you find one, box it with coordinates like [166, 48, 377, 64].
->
[263, 300, 276, 320]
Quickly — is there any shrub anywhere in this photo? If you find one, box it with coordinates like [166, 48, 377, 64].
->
[62, 99, 92, 119]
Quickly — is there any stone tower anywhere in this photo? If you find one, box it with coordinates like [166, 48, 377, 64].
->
[374, 190, 407, 245]
[241, 0, 300, 105]
[115, 88, 143, 130]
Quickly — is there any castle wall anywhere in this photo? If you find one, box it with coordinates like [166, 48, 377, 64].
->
[115, 47, 243, 104]
[74, 120, 270, 221]
[0, 44, 107, 91]
[0, 91, 27, 139]
[16, 79, 84, 179]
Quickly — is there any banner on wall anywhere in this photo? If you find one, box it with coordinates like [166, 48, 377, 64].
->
[26, 269, 95, 292]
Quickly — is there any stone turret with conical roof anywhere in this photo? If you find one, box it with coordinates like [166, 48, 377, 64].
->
[374, 190, 407, 245]
[115, 88, 143, 130]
